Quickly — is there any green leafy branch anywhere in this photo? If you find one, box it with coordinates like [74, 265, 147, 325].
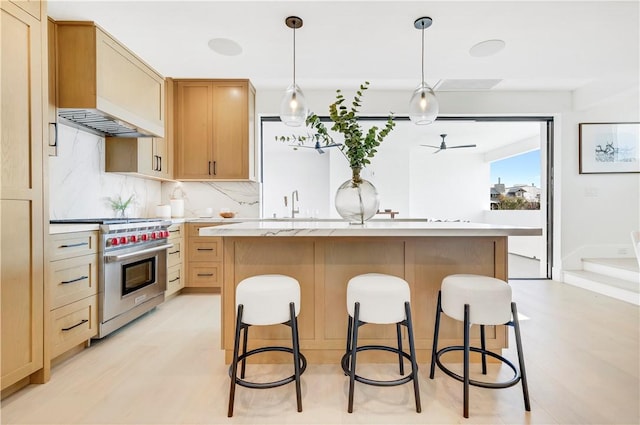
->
[277, 81, 396, 169]
[109, 194, 135, 214]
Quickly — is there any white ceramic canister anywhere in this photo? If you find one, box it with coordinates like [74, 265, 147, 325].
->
[170, 199, 184, 218]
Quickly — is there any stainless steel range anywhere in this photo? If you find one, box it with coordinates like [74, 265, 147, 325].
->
[51, 218, 173, 338]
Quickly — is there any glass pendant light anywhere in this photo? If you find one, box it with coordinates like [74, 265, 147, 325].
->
[280, 16, 308, 126]
[409, 17, 439, 125]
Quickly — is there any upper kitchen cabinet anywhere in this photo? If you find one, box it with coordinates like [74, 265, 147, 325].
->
[105, 79, 174, 180]
[174, 79, 256, 181]
[1, 0, 48, 395]
[54, 21, 165, 137]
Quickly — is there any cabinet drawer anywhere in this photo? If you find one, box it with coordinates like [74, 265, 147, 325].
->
[167, 241, 182, 268]
[188, 239, 222, 262]
[50, 254, 98, 309]
[188, 223, 224, 237]
[187, 263, 221, 288]
[49, 231, 98, 261]
[168, 224, 182, 240]
[51, 296, 98, 358]
[166, 265, 183, 296]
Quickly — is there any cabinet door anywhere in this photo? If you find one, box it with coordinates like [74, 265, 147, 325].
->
[153, 137, 171, 179]
[175, 81, 213, 179]
[211, 81, 248, 179]
[1, 0, 46, 389]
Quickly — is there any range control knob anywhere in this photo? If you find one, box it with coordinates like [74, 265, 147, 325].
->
[150, 232, 158, 240]
[141, 234, 149, 241]
[162, 230, 170, 238]
[119, 236, 127, 245]
[129, 235, 138, 243]
[110, 237, 119, 246]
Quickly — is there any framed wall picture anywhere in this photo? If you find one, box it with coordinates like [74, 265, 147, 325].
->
[579, 122, 640, 174]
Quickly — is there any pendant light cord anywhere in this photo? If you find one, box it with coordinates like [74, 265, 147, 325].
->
[292, 24, 296, 86]
[421, 25, 425, 85]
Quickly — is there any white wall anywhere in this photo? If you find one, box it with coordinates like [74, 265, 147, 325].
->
[560, 92, 640, 270]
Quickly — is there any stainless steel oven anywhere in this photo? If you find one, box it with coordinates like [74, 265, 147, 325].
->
[96, 219, 172, 338]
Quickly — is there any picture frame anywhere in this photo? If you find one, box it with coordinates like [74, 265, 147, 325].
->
[579, 122, 640, 174]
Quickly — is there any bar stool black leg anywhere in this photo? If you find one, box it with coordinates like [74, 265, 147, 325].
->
[347, 302, 360, 413]
[404, 302, 422, 413]
[289, 302, 303, 412]
[511, 302, 531, 411]
[345, 315, 353, 375]
[240, 321, 249, 379]
[463, 303, 470, 419]
[396, 322, 405, 375]
[429, 291, 442, 379]
[228, 304, 244, 417]
[480, 324, 487, 375]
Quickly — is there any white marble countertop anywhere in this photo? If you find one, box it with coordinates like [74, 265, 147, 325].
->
[198, 220, 542, 237]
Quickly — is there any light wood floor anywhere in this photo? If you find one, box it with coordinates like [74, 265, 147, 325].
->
[1, 280, 639, 424]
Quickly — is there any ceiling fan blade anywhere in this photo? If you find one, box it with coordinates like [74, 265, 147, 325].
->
[448, 144, 477, 149]
[432, 149, 442, 154]
[420, 144, 441, 149]
[288, 145, 315, 149]
[316, 147, 326, 154]
[325, 143, 343, 148]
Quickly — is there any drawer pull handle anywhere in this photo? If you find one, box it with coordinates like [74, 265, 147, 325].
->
[62, 319, 88, 332]
[197, 248, 214, 251]
[61, 275, 89, 285]
[60, 242, 88, 248]
[197, 273, 214, 277]
[169, 277, 180, 283]
[169, 250, 180, 255]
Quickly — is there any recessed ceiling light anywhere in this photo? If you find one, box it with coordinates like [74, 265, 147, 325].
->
[469, 39, 506, 57]
[207, 38, 243, 56]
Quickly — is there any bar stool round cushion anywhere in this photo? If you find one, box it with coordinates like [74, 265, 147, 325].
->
[347, 273, 410, 324]
[441, 274, 512, 325]
[236, 274, 301, 326]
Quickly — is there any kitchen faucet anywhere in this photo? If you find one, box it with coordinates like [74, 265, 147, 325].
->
[291, 190, 299, 218]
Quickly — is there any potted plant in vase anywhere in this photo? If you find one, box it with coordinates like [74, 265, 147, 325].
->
[278, 81, 396, 224]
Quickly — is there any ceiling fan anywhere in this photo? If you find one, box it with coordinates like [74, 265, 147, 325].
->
[290, 139, 342, 154]
[421, 134, 477, 154]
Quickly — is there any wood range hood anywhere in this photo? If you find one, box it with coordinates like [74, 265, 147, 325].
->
[53, 21, 165, 138]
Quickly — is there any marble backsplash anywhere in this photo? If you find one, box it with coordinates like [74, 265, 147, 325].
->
[160, 181, 260, 218]
[49, 123, 260, 219]
[49, 124, 162, 219]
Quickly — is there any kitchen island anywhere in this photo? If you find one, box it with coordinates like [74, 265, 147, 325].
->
[200, 220, 542, 364]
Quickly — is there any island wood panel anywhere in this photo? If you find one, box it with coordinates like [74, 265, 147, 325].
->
[222, 236, 509, 364]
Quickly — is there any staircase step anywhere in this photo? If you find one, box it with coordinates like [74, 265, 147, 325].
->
[563, 270, 639, 305]
[582, 257, 639, 282]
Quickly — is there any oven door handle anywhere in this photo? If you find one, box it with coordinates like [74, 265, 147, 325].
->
[105, 243, 174, 262]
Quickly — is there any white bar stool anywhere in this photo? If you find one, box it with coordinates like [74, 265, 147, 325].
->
[341, 273, 421, 413]
[429, 274, 531, 418]
[227, 274, 306, 417]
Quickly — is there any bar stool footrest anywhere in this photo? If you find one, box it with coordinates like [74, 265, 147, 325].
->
[341, 345, 417, 387]
[435, 345, 521, 389]
[229, 346, 307, 389]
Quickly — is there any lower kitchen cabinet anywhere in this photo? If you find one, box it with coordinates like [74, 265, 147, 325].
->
[166, 223, 184, 297]
[185, 223, 223, 291]
[48, 231, 98, 361]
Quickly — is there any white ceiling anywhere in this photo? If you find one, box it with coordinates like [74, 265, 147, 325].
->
[48, 0, 640, 92]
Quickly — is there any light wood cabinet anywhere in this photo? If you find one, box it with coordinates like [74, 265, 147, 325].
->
[55, 21, 165, 137]
[185, 223, 223, 290]
[1, 0, 49, 395]
[166, 224, 184, 297]
[105, 78, 174, 180]
[174, 79, 255, 181]
[105, 136, 172, 180]
[48, 232, 98, 360]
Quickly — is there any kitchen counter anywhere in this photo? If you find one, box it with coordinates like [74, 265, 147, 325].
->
[209, 220, 541, 364]
[49, 223, 100, 234]
[199, 220, 542, 237]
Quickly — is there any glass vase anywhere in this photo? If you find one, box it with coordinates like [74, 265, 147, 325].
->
[335, 167, 380, 224]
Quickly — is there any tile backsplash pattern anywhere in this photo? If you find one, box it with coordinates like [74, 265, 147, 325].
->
[49, 123, 260, 219]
